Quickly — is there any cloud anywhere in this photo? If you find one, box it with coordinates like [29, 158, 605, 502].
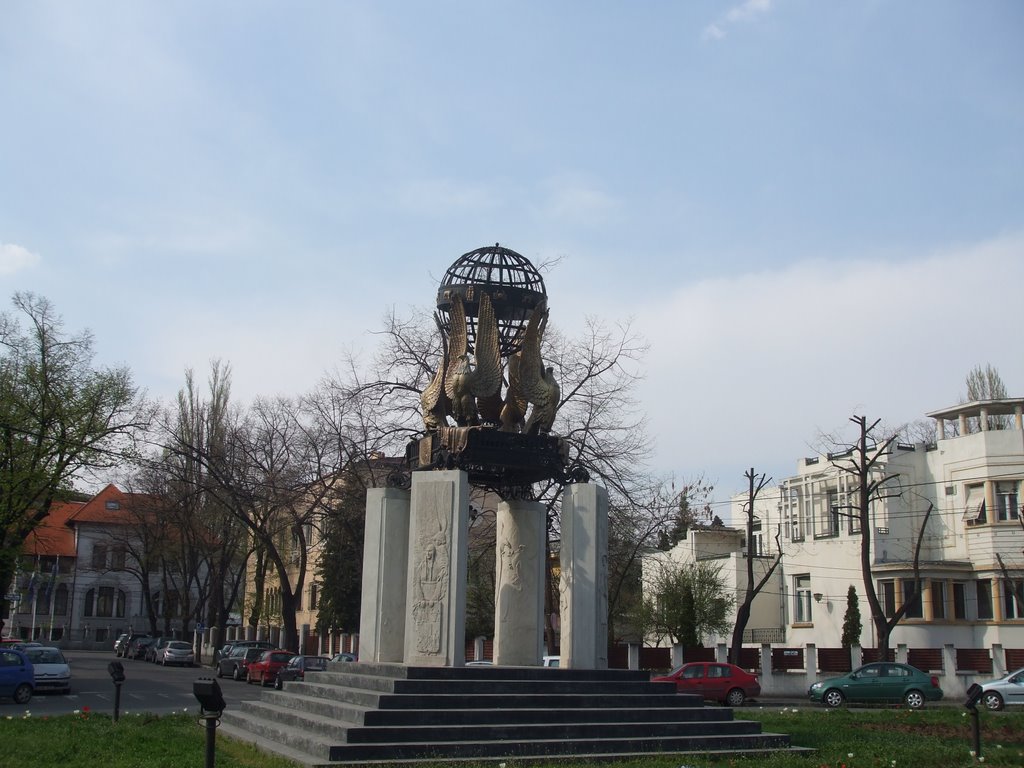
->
[396, 178, 503, 217]
[703, 0, 773, 41]
[0, 243, 41, 276]
[536, 175, 618, 225]
[634, 233, 1024, 489]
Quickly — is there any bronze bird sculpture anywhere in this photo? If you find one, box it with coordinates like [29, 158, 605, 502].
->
[420, 312, 452, 431]
[518, 299, 560, 435]
[444, 292, 502, 426]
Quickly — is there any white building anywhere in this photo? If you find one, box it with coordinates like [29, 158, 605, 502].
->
[647, 398, 1024, 651]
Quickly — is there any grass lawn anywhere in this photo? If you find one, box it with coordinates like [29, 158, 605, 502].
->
[0, 706, 1021, 768]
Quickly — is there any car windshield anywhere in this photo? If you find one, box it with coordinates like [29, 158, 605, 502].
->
[269, 652, 293, 663]
[305, 657, 328, 670]
[28, 649, 65, 664]
[168, 642, 192, 650]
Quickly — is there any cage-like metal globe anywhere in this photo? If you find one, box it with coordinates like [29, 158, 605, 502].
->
[436, 244, 547, 358]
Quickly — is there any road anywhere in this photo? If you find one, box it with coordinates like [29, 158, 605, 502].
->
[1, 650, 263, 717]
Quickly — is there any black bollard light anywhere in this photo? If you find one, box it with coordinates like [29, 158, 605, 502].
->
[964, 682, 984, 760]
[193, 677, 226, 768]
[107, 661, 125, 722]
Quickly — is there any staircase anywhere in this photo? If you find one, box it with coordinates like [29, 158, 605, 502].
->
[219, 662, 794, 766]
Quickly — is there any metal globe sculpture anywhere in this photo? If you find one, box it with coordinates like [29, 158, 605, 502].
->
[436, 244, 547, 359]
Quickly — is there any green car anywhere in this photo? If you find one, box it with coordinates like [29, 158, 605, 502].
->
[808, 662, 944, 709]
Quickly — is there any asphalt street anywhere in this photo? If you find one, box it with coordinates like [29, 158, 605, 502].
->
[1, 649, 263, 717]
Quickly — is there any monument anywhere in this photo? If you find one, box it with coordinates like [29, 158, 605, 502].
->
[359, 243, 607, 667]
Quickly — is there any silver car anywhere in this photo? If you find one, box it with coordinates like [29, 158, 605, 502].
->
[159, 641, 196, 667]
[978, 667, 1024, 711]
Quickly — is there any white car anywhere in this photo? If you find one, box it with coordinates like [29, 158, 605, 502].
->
[25, 647, 71, 694]
[977, 667, 1024, 711]
[159, 641, 196, 667]
[542, 655, 560, 667]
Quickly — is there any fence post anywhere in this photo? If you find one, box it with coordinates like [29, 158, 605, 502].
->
[850, 643, 862, 670]
[352, 633, 359, 659]
[896, 643, 908, 665]
[671, 643, 683, 669]
[759, 644, 773, 695]
[805, 643, 817, 694]
[627, 643, 639, 670]
[716, 642, 728, 663]
[473, 636, 485, 662]
[942, 643, 956, 677]
[992, 643, 1006, 677]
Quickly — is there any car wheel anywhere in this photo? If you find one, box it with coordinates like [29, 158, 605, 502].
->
[982, 691, 1004, 711]
[823, 689, 845, 708]
[216, 665, 224, 678]
[232, 665, 242, 681]
[904, 689, 925, 709]
[13, 683, 32, 705]
[725, 688, 746, 707]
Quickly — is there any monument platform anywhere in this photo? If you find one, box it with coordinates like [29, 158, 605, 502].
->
[219, 661, 796, 766]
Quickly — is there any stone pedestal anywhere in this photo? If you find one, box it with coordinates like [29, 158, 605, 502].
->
[359, 487, 411, 663]
[404, 470, 469, 666]
[559, 483, 609, 669]
[493, 498, 546, 666]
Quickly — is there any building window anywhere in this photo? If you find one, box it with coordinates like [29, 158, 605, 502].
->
[91, 544, 107, 570]
[794, 575, 812, 623]
[816, 491, 840, 538]
[105, 500, 120, 510]
[901, 580, 923, 619]
[96, 587, 114, 618]
[879, 580, 896, 618]
[53, 584, 69, 616]
[963, 484, 986, 525]
[84, 588, 95, 617]
[111, 547, 126, 571]
[309, 583, 319, 610]
[995, 482, 1020, 522]
[1003, 581, 1022, 620]
[976, 580, 994, 620]
[930, 580, 946, 620]
[953, 582, 967, 619]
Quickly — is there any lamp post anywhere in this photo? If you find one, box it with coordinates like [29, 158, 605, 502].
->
[964, 683, 984, 759]
[107, 661, 125, 722]
[193, 677, 226, 768]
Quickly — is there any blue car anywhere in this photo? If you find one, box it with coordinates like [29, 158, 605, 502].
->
[0, 648, 35, 704]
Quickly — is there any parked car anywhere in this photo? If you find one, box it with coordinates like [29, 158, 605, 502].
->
[215, 640, 274, 665]
[24, 647, 71, 694]
[146, 637, 173, 663]
[274, 655, 329, 689]
[115, 633, 149, 658]
[127, 636, 157, 660]
[217, 646, 268, 681]
[808, 662, 943, 709]
[331, 652, 357, 663]
[158, 641, 195, 667]
[246, 650, 296, 686]
[542, 655, 560, 667]
[976, 666, 1024, 711]
[651, 662, 760, 707]
[0, 648, 34, 704]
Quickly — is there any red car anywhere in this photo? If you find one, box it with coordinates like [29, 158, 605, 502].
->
[246, 650, 296, 686]
[651, 661, 760, 706]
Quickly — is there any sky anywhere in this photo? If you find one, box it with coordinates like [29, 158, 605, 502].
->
[2, 1, 1023, 511]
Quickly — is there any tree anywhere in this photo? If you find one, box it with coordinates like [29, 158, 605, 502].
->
[639, 559, 733, 647]
[0, 293, 150, 630]
[964, 364, 1010, 430]
[729, 468, 782, 664]
[829, 415, 934, 656]
[841, 585, 863, 647]
[335, 304, 664, 651]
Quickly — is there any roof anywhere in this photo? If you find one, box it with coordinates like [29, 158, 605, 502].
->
[66, 484, 155, 525]
[22, 500, 83, 558]
[926, 398, 1024, 420]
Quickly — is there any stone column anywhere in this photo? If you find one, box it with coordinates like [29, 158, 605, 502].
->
[558, 482, 609, 669]
[493, 498, 546, 666]
[359, 487, 411, 663]
[404, 470, 469, 666]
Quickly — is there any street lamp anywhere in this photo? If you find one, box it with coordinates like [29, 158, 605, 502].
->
[193, 677, 226, 768]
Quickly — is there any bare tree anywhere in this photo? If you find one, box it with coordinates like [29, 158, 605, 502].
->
[964, 364, 1010, 430]
[829, 416, 934, 656]
[729, 468, 782, 664]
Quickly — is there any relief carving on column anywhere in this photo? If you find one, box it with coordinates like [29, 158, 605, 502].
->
[412, 496, 451, 655]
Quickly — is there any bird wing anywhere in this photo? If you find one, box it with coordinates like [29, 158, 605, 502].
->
[444, 293, 469, 403]
[518, 299, 550, 404]
[420, 312, 450, 428]
[469, 292, 501, 399]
